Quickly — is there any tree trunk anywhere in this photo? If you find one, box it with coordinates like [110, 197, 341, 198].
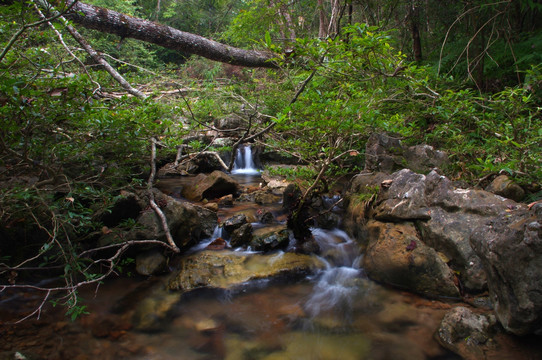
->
[318, 0, 329, 38]
[54, 0, 277, 68]
[409, 0, 422, 62]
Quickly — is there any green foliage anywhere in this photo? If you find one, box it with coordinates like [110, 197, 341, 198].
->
[422, 70, 542, 183]
[265, 166, 317, 181]
[355, 185, 380, 203]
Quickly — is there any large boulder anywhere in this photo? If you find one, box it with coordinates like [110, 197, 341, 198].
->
[470, 206, 542, 335]
[132, 189, 217, 249]
[347, 169, 523, 293]
[363, 220, 460, 298]
[181, 170, 239, 201]
[167, 250, 326, 291]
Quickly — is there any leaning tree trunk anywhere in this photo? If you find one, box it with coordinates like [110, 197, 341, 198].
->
[44, 0, 278, 68]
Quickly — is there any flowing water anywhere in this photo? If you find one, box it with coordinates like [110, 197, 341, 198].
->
[231, 145, 261, 175]
[2, 167, 539, 359]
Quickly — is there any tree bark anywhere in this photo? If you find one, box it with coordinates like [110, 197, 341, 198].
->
[54, 0, 277, 68]
[409, 0, 422, 62]
[318, 0, 329, 38]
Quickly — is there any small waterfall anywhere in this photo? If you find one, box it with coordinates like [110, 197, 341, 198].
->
[187, 225, 229, 253]
[304, 228, 364, 320]
[232, 144, 260, 175]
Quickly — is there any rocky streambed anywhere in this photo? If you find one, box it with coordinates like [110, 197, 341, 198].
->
[1, 138, 542, 360]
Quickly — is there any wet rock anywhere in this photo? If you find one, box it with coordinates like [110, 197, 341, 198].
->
[222, 214, 248, 234]
[251, 226, 290, 252]
[217, 194, 234, 207]
[206, 238, 228, 250]
[135, 249, 167, 276]
[315, 212, 341, 230]
[485, 175, 525, 202]
[470, 207, 542, 335]
[436, 306, 497, 360]
[230, 223, 253, 248]
[181, 171, 239, 202]
[167, 250, 326, 292]
[363, 220, 460, 298]
[254, 190, 281, 205]
[203, 202, 219, 212]
[257, 209, 274, 224]
[131, 189, 217, 249]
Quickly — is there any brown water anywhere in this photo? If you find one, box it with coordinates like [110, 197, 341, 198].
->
[1, 174, 541, 359]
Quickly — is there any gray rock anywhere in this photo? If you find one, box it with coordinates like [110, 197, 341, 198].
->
[251, 225, 290, 252]
[436, 306, 497, 360]
[230, 223, 253, 248]
[404, 144, 449, 174]
[223, 214, 248, 234]
[470, 207, 542, 335]
[347, 169, 522, 293]
[373, 169, 431, 221]
[364, 132, 448, 174]
[214, 115, 243, 130]
[417, 208, 487, 292]
[364, 132, 405, 173]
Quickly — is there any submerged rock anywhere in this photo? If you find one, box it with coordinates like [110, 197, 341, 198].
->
[167, 250, 326, 292]
[135, 249, 167, 276]
[363, 220, 460, 298]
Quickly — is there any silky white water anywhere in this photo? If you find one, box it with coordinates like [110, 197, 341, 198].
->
[231, 144, 260, 175]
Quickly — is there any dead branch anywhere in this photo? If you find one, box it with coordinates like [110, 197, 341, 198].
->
[147, 137, 180, 253]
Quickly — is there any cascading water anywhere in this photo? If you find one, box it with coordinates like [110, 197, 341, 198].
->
[187, 225, 228, 253]
[231, 144, 260, 175]
[304, 228, 365, 320]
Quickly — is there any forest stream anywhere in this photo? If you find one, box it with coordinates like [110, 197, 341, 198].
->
[1, 169, 541, 360]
